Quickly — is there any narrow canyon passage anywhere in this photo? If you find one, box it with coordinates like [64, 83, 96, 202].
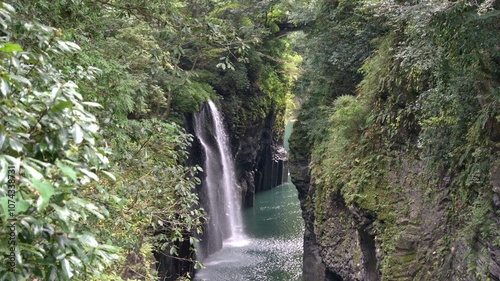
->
[194, 182, 304, 281]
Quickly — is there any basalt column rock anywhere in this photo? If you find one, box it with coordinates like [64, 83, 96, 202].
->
[219, 93, 286, 207]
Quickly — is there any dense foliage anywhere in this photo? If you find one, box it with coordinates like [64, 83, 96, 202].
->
[290, 0, 499, 279]
[0, 0, 298, 280]
[6, 0, 497, 279]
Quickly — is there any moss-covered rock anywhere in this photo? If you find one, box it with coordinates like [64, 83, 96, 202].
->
[289, 1, 500, 280]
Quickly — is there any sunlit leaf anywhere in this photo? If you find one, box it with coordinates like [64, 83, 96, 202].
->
[79, 234, 98, 248]
[72, 124, 83, 144]
[51, 101, 73, 113]
[16, 200, 30, 213]
[82, 101, 102, 108]
[0, 197, 11, 218]
[101, 170, 116, 181]
[0, 78, 10, 96]
[22, 162, 43, 180]
[0, 42, 22, 53]
[61, 258, 73, 279]
[10, 74, 31, 86]
[9, 138, 23, 152]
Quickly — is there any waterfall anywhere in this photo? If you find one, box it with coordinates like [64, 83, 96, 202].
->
[193, 100, 246, 259]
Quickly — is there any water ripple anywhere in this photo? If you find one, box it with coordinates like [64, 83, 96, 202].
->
[194, 183, 304, 281]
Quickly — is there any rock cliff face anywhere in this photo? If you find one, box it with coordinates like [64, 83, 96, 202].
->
[289, 121, 500, 281]
[288, 120, 329, 280]
[221, 96, 286, 208]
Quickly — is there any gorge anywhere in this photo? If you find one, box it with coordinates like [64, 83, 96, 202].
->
[2, 1, 499, 281]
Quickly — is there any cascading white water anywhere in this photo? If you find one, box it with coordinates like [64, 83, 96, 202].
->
[193, 100, 246, 259]
[206, 101, 244, 241]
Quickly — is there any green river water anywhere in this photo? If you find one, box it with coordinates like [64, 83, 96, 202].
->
[194, 182, 304, 281]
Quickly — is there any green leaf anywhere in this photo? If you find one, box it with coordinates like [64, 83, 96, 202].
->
[9, 138, 23, 152]
[10, 74, 31, 86]
[0, 78, 10, 96]
[61, 258, 73, 279]
[79, 234, 98, 248]
[22, 162, 43, 180]
[32, 179, 54, 211]
[50, 101, 73, 113]
[72, 124, 83, 144]
[80, 168, 98, 181]
[97, 244, 120, 253]
[0, 157, 7, 184]
[169, 246, 178, 256]
[51, 204, 70, 226]
[56, 160, 77, 182]
[0, 198, 29, 219]
[0, 42, 23, 53]
[82, 101, 102, 108]
[1, 2, 15, 12]
[101, 170, 116, 181]
[16, 200, 30, 213]
[0, 197, 10, 218]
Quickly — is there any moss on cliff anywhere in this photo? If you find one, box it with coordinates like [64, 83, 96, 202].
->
[289, 1, 500, 280]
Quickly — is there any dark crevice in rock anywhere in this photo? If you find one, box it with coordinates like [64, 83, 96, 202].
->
[357, 227, 378, 281]
[325, 268, 344, 281]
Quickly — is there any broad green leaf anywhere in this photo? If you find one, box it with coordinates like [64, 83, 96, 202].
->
[22, 162, 43, 180]
[101, 170, 116, 181]
[0, 157, 7, 184]
[0, 78, 10, 96]
[64, 41, 80, 51]
[169, 246, 178, 256]
[79, 234, 98, 248]
[80, 168, 98, 181]
[49, 267, 57, 281]
[57, 41, 70, 52]
[97, 244, 120, 252]
[86, 203, 104, 219]
[32, 179, 54, 211]
[56, 160, 77, 182]
[1, 2, 15, 12]
[0, 131, 7, 149]
[82, 101, 102, 108]
[0, 198, 28, 219]
[61, 258, 73, 279]
[9, 138, 23, 152]
[0, 42, 22, 53]
[16, 200, 30, 213]
[10, 74, 31, 86]
[51, 204, 70, 226]
[0, 197, 10, 218]
[4, 155, 20, 172]
[84, 123, 99, 133]
[11, 56, 19, 68]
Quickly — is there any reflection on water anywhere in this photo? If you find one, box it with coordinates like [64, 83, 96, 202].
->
[194, 182, 304, 281]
